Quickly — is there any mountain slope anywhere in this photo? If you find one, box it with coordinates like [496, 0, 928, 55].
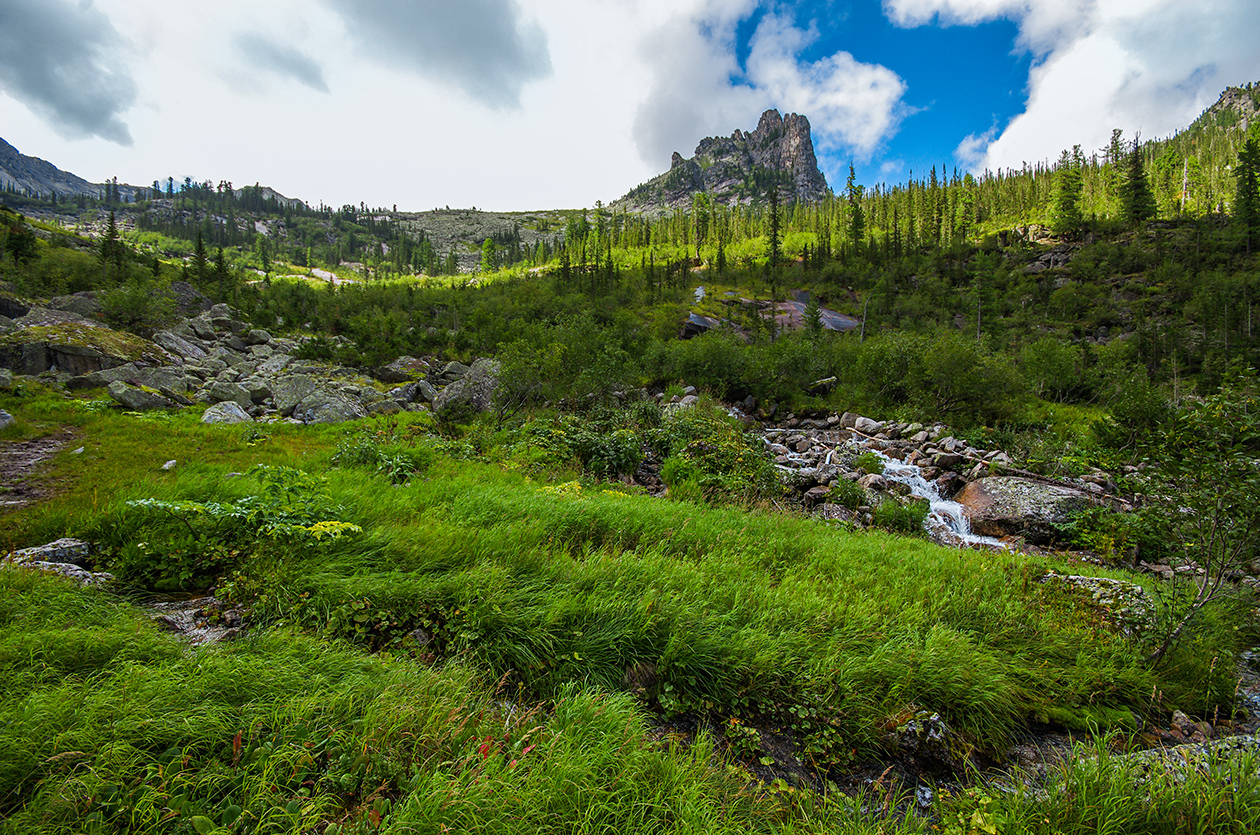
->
[0, 138, 101, 199]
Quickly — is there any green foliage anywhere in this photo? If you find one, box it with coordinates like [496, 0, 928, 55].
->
[332, 421, 435, 483]
[109, 465, 361, 589]
[1141, 367, 1260, 662]
[852, 451, 884, 475]
[871, 497, 930, 535]
[826, 478, 866, 510]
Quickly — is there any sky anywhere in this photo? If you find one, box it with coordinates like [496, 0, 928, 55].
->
[1, 0, 1258, 212]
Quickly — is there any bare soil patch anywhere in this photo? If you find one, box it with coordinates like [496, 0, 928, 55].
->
[0, 429, 75, 514]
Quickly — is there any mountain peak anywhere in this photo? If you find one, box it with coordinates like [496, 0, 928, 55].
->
[614, 109, 830, 214]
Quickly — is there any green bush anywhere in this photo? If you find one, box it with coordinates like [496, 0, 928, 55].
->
[872, 497, 929, 535]
[853, 451, 884, 474]
[826, 478, 865, 510]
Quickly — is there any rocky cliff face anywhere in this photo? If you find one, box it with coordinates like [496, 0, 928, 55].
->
[1197, 84, 1260, 133]
[0, 138, 101, 199]
[614, 109, 830, 214]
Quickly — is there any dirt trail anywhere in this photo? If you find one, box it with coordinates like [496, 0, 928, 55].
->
[0, 430, 76, 514]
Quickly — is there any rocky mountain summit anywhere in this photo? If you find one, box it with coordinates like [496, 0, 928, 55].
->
[614, 109, 830, 214]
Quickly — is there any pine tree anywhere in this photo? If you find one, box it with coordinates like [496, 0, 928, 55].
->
[1235, 136, 1260, 255]
[192, 231, 209, 286]
[1120, 138, 1157, 225]
[1049, 146, 1084, 236]
[100, 210, 124, 279]
[846, 163, 865, 254]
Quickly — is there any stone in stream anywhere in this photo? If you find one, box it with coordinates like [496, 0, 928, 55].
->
[954, 477, 1092, 543]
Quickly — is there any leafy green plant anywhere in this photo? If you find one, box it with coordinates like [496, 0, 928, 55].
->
[872, 497, 929, 535]
[826, 478, 865, 510]
[112, 465, 361, 589]
[853, 451, 884, 475]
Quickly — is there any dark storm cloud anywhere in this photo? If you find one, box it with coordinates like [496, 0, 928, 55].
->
[323, 0, 551, 109]
[0, 0, 136, 144]
[234, 32, 330, 93]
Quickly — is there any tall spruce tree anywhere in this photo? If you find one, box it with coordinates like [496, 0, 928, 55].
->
[1121, 138, 1157, 225]
[1235, 136, 1260, 255]
[1049, 146, 1085, 236]
[846, 163, 865, 254]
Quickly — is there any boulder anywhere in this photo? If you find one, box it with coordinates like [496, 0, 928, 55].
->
[201, 401, 253, 424]
[0, 409, 14, 430]
[437, 360, 470, 384]
[375, 355, 429, 383]
[0, 320, 169, 376]
[7, 537, 92, 566]
[293, 390, 368, 424]
[244, 328, 272, 346]
[107, 380, 176, 411]
[207, 380, 252, 410]
[272, 374, 317, 416]
[854, 416, 883, 435]
[47, 293, 101, 318]
[0, 369, 11, 389]
[955, 477, 1092, 543]
[432, 358, 501, 414]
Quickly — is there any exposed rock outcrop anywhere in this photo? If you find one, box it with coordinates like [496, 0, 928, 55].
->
[614, 109, 830, 213]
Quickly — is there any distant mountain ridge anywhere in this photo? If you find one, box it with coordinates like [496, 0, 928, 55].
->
[0, 138, 103, 200]
[613, 109, 830, 214]
[0, 137, 305, 208]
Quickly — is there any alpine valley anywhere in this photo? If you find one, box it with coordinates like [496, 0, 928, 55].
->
[3, 84, 1260, 835]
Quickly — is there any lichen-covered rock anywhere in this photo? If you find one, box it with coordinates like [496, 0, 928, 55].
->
[293, 391, 367, 424]
[0, 409, 13, 430]
[201, 401, 253, 424]
[955, 477, 1091, 543]
[375, 355, 429, 383]
[1038, 571, 1155, 636]
[207, 380, 252, 409]
[432, 358, 501, 414]
[108, 380, 176, 411]
[7, 537, 92, 566]
[0, 321, 170, 376]
[272, 374, 317, 416]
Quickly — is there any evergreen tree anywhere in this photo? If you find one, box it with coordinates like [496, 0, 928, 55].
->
[100, 210, 125, 279]
[846, 163, 865, 254]
[1235, 136, 1260, 255]
[1120, 138, 1157, 225]
[192, 231, 209, 286]
[766, 186, 782, 274]
[1049, 146, 1084, 236]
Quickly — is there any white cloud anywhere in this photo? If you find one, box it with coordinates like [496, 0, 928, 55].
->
[745, 12, 907, 156]
[632, 3, 908, 170]
[887, 0, 1260, 173]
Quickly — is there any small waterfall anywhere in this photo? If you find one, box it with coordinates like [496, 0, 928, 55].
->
[875, 452, 1006, 549]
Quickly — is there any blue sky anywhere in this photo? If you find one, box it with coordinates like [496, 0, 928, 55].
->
[732, 1, 1033, 187]
[0, 0, 1257, 210]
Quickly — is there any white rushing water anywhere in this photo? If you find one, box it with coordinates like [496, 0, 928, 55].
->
[875, 452, 1007, 549]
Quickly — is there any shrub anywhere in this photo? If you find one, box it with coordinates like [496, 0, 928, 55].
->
[872, 497, 929, 535]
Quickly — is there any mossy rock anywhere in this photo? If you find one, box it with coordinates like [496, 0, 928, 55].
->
[0, 322, 168, 376]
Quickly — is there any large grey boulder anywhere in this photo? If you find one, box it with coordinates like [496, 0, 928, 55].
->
[207, 380, 252, 410]
[376, 356, 429, 383]
[7, 538, 92, 566]
[432, 358, 501, 415]
[272, 374, 317, 416]
[293, 390, 367, 424]
[201, 401, 253, 424]
[955, 477, 1092, 543]
[108, 380, 175, 411]
[0, 409, 14, 430]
